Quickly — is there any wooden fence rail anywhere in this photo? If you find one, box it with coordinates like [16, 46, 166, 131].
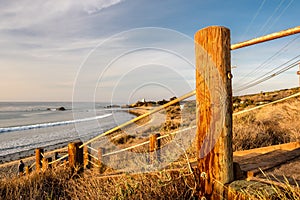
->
[22, 133, 165, 176]
[231, 26, 300, 50]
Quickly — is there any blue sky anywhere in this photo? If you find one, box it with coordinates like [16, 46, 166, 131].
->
[0, 0, 299, 102]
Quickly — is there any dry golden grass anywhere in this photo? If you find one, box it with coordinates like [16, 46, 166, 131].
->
[230, 179, 300, 200]
[1, 165, 299, 199]
[0, 163, 199, 200]
[0, 168, 73, 199]
[233, 97, 300, 151]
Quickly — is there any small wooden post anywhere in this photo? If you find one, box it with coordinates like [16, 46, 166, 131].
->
[83, 145, 90, 169]
[42, 157, 48, 171]
[25, 166, 29, 176]
[68, 143, 76, 168]
[35, 148, 44, 172]
[97, 147, 104, 165]
[149, 133, 161, 163]
[68, 142, 84, 172]
[195, 26, 234, 198]
[97, 147, 105, 173]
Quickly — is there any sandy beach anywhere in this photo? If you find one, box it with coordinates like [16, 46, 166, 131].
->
[0, 107, 152, 177]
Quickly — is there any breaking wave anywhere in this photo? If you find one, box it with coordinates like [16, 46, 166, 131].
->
[0, 113, 112, 133]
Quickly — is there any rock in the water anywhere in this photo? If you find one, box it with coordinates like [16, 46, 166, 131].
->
[57, 107, 66, 111]
[47, 107, 66, 111]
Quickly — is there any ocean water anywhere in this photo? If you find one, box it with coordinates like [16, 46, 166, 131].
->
[0, 102, 134, 157]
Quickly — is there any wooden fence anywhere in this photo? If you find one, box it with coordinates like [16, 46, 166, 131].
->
[10, 25, 300, 199]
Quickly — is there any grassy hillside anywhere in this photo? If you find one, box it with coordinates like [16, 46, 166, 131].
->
[233, 87, 299, 111]
[233, 87, 300, 151]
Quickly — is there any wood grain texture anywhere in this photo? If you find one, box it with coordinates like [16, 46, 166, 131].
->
[195, 26, 233, 199]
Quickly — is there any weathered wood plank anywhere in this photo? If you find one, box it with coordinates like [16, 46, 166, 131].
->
[234, 141, 300, 158]
[237, 148, 300, 175]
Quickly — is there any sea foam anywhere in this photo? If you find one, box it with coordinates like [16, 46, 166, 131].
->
[0, 113, 112, 133]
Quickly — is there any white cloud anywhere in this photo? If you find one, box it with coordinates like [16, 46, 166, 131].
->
[0, 1, 73, 30]
[81, 0, 124, 14]
[0, 0, 127, 60]
[0, 0, 125, 30]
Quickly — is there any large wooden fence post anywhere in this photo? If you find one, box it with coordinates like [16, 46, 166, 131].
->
[68, 142, 84, 172]
[35, 148, 44, 172]
[195, 26, 234, 199]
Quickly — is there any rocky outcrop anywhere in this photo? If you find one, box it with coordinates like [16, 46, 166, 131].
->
[47, 107, 66, 111]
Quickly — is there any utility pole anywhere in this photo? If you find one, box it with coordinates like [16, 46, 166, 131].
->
[297, 63, 300, 87]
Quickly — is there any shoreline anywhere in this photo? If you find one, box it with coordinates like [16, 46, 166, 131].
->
[0, 107, 151, 168]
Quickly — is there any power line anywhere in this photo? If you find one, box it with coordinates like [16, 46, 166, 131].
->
[235, 55, 300, 91]
[234, 59, 299, 93]
[234, 34, 300, 87]
[256, 0, 285, 37]
[245, 54, 300, 84]
[262, 0, 295, 35]
[241, 0, 267, 39]
[234, 56, 300, 93]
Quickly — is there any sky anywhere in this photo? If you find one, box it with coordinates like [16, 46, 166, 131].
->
[0, 0, 299, 103]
